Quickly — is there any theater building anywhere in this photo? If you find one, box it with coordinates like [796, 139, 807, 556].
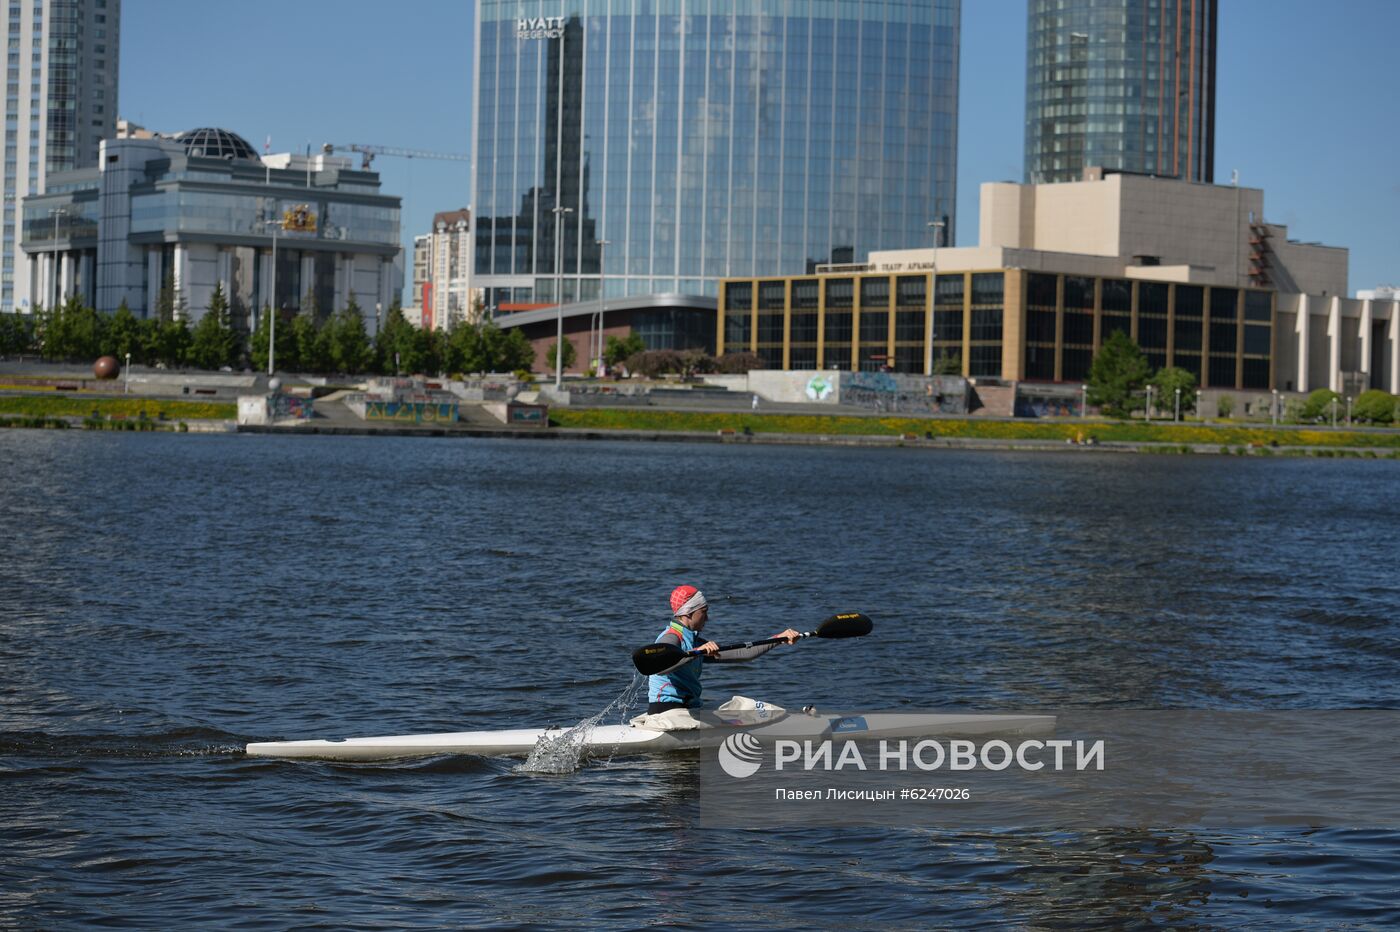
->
[719, 172, 1399, 395]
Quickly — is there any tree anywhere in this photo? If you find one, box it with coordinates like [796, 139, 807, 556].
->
[105, 300, 143, 363]
[1148, 366, 1198, 416]
[0, 313, 35, 356]
[156, 271, 179, 324]
[249, 305, 295, 373]
[715, 352, 764, 374]
[153, 316, 191, 368]
[374, 305, 415, 374]
[1352, 389, 1396, 425]
[604, 333, 645, 367]
[1299, 388, 1340, 422]
[444, 319, 484, 374]
[188, 283, 239, 370]
[325, 300, 373, 373]
[1086, 330, 1150, 418]
[288, 310, 324, 372]
[932, 350, 962, 375]
[546, 336, 576, 373]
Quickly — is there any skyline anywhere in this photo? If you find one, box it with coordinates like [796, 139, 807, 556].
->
[116, 0, 1397, 302]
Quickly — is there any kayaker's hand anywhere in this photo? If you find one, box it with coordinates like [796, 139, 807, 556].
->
[696, 640, 720, 655]
[775, 628, 801, 645]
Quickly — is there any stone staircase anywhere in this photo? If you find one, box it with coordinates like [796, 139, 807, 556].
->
[969, 383, 1016, 417]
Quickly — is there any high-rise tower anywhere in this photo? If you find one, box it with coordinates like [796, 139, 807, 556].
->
[472, 1, 961, 308]
[3, 0, 118, 312]
[1025, 0, 1215, 184]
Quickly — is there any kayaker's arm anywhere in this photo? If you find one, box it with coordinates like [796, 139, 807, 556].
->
[705, 629, 801, 663]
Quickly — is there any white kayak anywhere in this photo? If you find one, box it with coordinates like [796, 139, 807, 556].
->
[245, 709, 1056, 762]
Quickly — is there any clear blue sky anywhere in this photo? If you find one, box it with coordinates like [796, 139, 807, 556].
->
[121, 0, 1397, 297]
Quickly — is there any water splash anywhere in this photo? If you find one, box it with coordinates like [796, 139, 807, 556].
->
[516, 674, 645, 774]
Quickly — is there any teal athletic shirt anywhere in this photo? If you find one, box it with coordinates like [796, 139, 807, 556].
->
[647, 619, 778, 708]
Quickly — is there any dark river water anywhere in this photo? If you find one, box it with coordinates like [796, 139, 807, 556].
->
[2, 431, 1398, 929]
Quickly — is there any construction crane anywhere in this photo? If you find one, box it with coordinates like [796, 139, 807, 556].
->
[321, 143, 469, 171]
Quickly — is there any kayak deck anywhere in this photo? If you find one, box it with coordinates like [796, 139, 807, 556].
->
[245, 711, 1055, 762]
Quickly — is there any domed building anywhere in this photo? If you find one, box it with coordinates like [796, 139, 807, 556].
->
[170, 128, 262, 163]
[19, 127, 402, 335]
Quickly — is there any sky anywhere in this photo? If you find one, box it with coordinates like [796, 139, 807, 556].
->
[120, 0, 1398, 298]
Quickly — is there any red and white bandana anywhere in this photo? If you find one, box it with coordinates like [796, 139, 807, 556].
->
[670, 585, 707, 617]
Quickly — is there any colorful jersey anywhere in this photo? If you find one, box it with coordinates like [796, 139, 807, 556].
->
[648, 621, 703, 707]
[646, 621, 779, 708]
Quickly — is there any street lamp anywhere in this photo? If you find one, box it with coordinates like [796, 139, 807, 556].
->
[124, 351, 131, 395]
[261, 217, 282, 376]
[1175, 387, 1181, 422]
[1346, 395, 1352, 426]
[1330, 395, 1338, 428]
[1271, 388, 1278, 426]
[595, 238, 610, 372]
[1146, 384, 1154, 422]
[552, 204, 573, 388]
[926, 219, 945, 375]
[1080, 383, 1088, 418]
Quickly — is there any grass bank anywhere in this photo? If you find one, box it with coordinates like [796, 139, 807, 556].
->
[550, 408, 1400, 450]
[0, 395, 235, 420]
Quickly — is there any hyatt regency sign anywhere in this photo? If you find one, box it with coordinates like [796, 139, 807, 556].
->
[517, 16, 565, 39]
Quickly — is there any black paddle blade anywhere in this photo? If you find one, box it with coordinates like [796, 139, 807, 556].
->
[632, 642, 690, 676]
[816, 612, 873, 639]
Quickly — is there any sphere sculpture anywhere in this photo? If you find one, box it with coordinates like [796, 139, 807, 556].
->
[93, 355, 120, 380]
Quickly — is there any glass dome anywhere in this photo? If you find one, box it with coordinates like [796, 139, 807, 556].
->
[173, 128, 260, 162]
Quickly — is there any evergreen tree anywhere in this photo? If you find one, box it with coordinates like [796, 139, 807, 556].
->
[188, 283, 239, 370]
[156, 271, 177, 324]
[499, 327, 536, 373]
[326, 299, 373, 373]
[1086, 330, 1150, 418]
[374, 305, 415, 375]
[932, 350, 962, 375]
[106, 300, 143, 363]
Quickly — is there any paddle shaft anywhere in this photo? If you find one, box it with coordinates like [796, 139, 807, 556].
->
[688, 630, 813, 657]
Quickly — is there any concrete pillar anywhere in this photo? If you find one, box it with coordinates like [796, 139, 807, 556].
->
[1390, 302, 1400, 395]
[300, 255, 316, 310]
[1326, 296, 1341, 392]
[216, 248, 233, 297]
[172, 243, 187, 319]
[1360, 299, 1373, 386]
[1295, 294, 1309, 394]
[59, 253, 75, 302]
[146, 250, 161, 318]
[79, 253, 95, 306]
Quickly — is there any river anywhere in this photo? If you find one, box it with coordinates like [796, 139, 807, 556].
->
[2, 431, 1397, 928]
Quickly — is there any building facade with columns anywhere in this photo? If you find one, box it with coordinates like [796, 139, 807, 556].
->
[19, 127, 401, 332]
[718, 172, 1398, 397]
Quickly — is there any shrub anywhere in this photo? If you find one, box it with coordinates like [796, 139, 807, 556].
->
[1352, 389, 1395, 424]
[715, 352, 764, 374]
[626, 350, 684, 378]
[1300, 388, 1340, 422]
[1216, 395, 1234, 418]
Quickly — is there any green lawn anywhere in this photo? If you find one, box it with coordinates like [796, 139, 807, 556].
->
[551, 408, 1400, 449]
[0, 394, 235, 420]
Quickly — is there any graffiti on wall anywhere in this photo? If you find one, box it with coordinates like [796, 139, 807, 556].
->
[270, 394, 314, 420]
[842, 372, 967, 415]
[365, 401, 459, 423]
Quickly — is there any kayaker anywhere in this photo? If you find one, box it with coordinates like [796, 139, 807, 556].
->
[647, 585, 800, 714]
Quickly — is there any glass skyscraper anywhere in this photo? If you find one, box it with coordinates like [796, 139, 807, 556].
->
[472, 0, 960, 307]
[1024, 0, 1216, 185]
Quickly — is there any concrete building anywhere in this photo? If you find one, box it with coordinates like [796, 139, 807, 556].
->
[417, 208, 479, 331]
[1026, 0, 1216, 184]
[719, 173, 1398, 397]
[20, 127, 401, 333]
[3, 0, 120, 313]
[472, 1, 961, 311]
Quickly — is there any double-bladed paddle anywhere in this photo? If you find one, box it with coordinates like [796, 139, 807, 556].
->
[631, 611, 873, 676]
